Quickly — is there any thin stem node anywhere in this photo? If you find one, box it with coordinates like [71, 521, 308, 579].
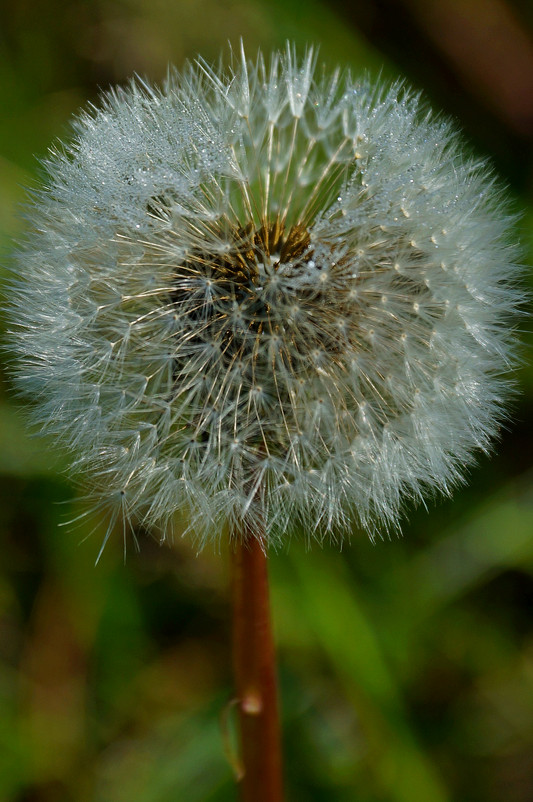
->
[231, 531, 284, 802]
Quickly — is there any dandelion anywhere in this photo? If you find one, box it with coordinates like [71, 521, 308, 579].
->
[8, 45, 519, 550]
[7, 44, 521, 802]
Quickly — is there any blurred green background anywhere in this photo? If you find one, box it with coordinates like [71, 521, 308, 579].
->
[1, 1, 533, 800]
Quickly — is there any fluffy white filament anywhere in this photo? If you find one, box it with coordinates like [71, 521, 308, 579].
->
[8, 45, 520, 548]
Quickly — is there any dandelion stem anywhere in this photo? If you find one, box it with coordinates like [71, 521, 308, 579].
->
[231, 530, 284, 802]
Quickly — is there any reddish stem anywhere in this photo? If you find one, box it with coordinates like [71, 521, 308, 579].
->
[231, 532, 284, 802]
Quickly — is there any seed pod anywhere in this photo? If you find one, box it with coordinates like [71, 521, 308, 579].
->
[7, 45, 521, 548]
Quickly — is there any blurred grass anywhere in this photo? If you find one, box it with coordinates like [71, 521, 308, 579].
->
[1, 1, 533, 801]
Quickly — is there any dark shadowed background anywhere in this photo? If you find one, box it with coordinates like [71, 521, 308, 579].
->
[1, 1, 533, 800]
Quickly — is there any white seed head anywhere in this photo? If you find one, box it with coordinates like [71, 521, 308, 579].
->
[7, 44, 521, 548]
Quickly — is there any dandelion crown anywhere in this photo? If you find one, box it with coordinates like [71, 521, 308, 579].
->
[9, 45, 520, 547]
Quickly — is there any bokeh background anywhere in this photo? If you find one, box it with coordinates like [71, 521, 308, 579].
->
[1, 1, 533, 800]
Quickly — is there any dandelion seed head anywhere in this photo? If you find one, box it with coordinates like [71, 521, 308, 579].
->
[7, 44, 521, 547]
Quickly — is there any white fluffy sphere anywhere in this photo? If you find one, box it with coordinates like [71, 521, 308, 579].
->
[8, 45, 521, 547]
